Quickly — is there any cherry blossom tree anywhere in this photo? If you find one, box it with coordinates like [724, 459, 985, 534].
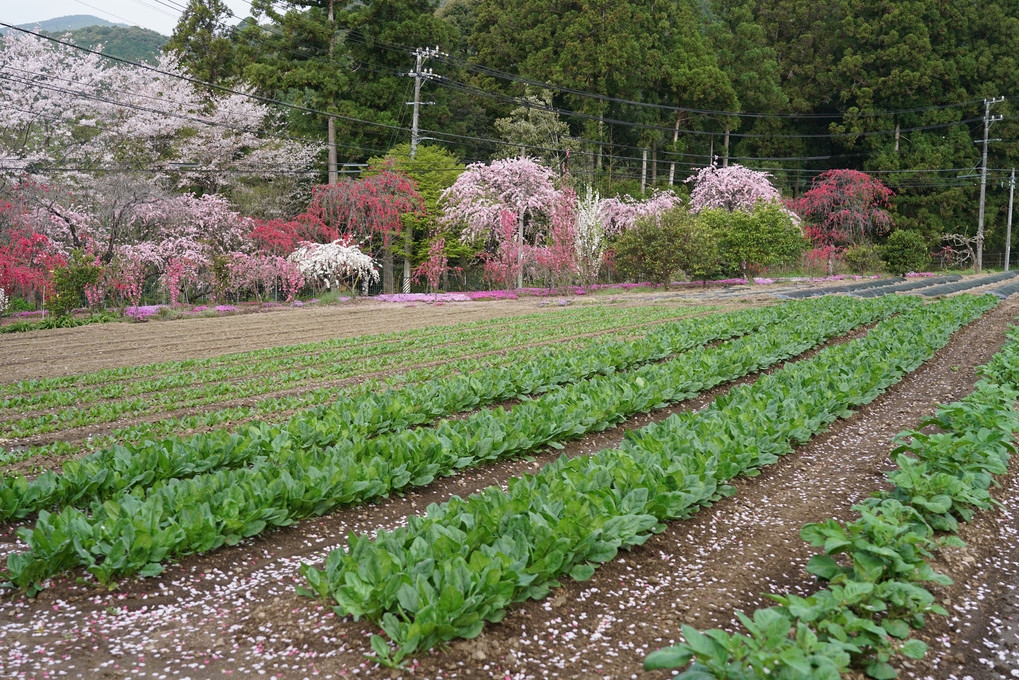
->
[598, 190, 685, 233]
[685, 163, 784, 213]
[0, 29, 318, 219]
[533, 184, 578, 292]
[440, 157, 559, 289]
[480, 210, 524, 289]
[413, 234, 462, 301]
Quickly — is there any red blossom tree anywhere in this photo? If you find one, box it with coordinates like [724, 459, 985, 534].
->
[792, 169, 894, 248]
[304, 167, 423, 294]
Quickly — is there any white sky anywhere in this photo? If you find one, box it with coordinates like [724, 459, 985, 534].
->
[3, 0, 257, 36]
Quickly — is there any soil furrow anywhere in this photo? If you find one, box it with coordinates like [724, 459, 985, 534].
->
[0, 300, 948, 680]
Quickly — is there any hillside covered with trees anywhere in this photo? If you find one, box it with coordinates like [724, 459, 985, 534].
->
[2, 0, 1019, 313]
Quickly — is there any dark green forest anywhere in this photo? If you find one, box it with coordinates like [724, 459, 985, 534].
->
[169, 0, 1019, 251]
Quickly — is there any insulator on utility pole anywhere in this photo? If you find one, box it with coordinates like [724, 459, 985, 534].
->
[976, 96, 1005, 273]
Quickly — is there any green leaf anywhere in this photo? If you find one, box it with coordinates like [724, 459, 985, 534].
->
[900, 639, 928, 659]
[569, 563, 596, 582]
[643, 646, 693, 670]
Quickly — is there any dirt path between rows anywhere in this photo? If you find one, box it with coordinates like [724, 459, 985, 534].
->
[2, 298, 1015, 679]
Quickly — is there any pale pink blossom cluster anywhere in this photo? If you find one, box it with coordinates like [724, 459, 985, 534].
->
[0, 30, 318, 194]
[287, 239, 378, 293]
[0, 287, 9, 317]
[686, 163, 782, 212]
[440, 157, 559, 244]
[597, 189, 684, 233]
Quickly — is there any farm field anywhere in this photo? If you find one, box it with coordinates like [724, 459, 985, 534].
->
[0, 291, 1017, 680]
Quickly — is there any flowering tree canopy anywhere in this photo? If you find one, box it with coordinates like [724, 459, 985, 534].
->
[686, 163, 784, 213]
[790, 169, 894, 247]
[598, 190, 684, 234]
[440, 156, 558, 242]
[288, 239, 378, 294]
[440, 157, 559, 288]
[0, 29, 318, 209]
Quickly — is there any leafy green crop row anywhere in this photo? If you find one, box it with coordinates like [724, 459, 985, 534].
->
[0, 296, 913, 594]
[1, 336, 605, 465]
[1, 307, 700, 438]
[0, 303, 688, 397]
[645, 320, 1019, 679]
[0, 302, 788, 520]
[296, 295, 993, 667]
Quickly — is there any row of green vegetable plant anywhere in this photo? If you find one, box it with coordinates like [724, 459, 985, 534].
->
[1, 308, 703, 438]
[1, 303, 687, 397]
[0, 301, 801, 519]
[0, 307, 696, 436]
[1, 304, 695, 409]
[295, 294, 994, 667]
[0, 334, 613, 465]
[0, 296, 916, 593]
[643, 322, 1019, 680]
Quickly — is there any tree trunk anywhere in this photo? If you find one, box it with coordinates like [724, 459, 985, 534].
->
[402, 226, 412, 293]
[383, 245, 395, 294]
[669, 113, 681, 185]
[517, 213, 524, 289]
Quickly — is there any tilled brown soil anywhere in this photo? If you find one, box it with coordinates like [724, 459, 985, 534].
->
[1, 297, 1017, 679]
[0, 296, 703, 384]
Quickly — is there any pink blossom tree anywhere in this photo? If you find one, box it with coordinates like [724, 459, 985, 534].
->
[685, 163, 785, 213]
[413, 234, 462, 301]
[440, 157, 559, 289]
[597, 190, 685, 233]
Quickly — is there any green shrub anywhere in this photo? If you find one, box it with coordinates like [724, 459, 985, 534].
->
[47, 251, 103, 318]
[882, 230, 930, 276]
[843, 243, 885, 274]
[614, 207, 721, 288]
[697, 202, 805, 282]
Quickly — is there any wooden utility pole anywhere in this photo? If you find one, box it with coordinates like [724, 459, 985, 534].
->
[404, 47, 438, 293]
[976, 96, 1005, 273]
[1007, 168, 1015, 272]
[327, 0, 337, 184]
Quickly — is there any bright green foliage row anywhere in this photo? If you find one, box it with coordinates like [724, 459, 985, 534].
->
[2, 306, 697, 438]
[1, 303, 689, 409]
[299, 295, 994, 667]
[645, 319, 1019, 679]
[1, 296, 912, 594]
[3, 335, 606, 465]
[0, 302, 787, 522]
[0, 303, 676, 397]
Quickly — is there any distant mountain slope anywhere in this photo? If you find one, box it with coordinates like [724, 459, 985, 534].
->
[1, 14, 128, 32]
[1, 16, 168, 63]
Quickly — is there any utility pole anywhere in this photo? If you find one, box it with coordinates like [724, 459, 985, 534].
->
[326, 0, 337, 184]
[1007, 168, 1016, 272]
[404, 47, 438, 292]
[976, 96, 1005, 273]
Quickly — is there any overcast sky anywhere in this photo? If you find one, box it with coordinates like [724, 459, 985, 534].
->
[4, 0, 257, 36]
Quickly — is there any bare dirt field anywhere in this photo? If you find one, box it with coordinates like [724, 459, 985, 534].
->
[0, 290, 1017, 680]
